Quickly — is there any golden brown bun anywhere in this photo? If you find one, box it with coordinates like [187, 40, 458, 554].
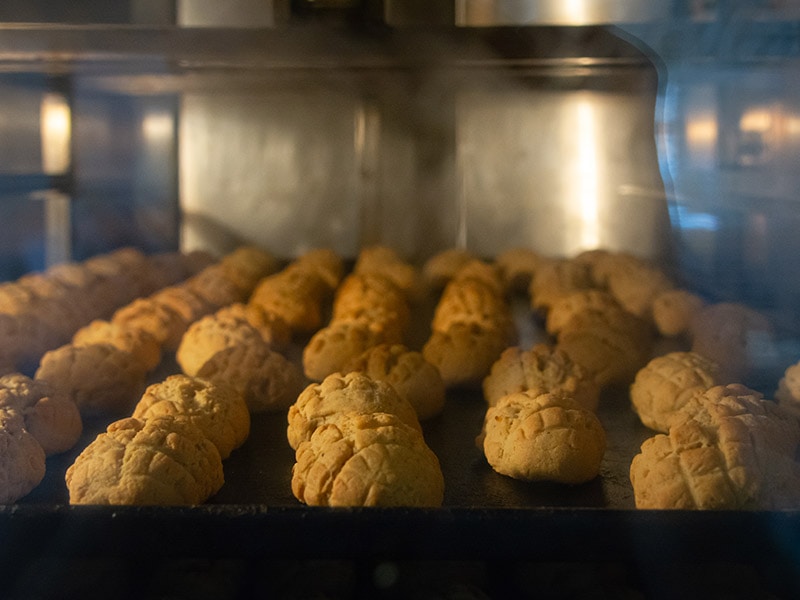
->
[482, 391, 606, 484]
[195, 343, 306, 414]
[776, 361, 800, 420]
[629, 351, 719, 432]
[217, 245, 280, 295]
[0, 405, 46, 503]
[150, 285, 216, 328]
[287, 372, 421, 451]
[431, 277, 512, 337]
[555, 309, 653, 388]
[72, 319, 162, 372]
[630, 384, 800, 509]
[35, 343, 148, 418]
[291, 412, 444, 507]
[133, 375, 250, 460]
[66, 415, 224, 505]
[353, 245, 422, 300]
[344, 344, 446, 421]
[494, 247, 548, 294]
[482, 344, 599, 412]
[293, 248, 345, 292]
[184, 265, 247, 309]
[423, 324, 510, 389]
[331, 273, 410, 340]
[528, 259, 594, 313]
[302, 319, 392, 383]
[111, 297, 188, 351]
[603, 256, 674, 320]
[176, 312, 267, 378]
[214, 302, 291, 351]
[544, 290, 623, 337]
[249, 266, 330, 334]
[421, 248, 476, 292]
[0, 373, 82, 456]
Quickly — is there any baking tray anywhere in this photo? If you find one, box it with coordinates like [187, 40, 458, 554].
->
[2, 295, 800, 599]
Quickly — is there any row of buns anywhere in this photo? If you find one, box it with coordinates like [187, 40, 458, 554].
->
[3, 242, 799, 509]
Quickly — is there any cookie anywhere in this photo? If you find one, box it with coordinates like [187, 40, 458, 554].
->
[35, 343, 148, 418]
[287, 372, 421, 451]
[344, 344, 446, 420]
[111, 297, 188, 351]
[291, 411, 444, 507]
[629, 384, 800, 509]
[195, 342, 306, 414]
[133, 374, 250, 459]
[482, 391, 606, 484]
[629, 351, 719, 432]
[0, 373, 82, 456]
[423, 324, 510, 389]
[482, 344, 599, 411]
[651, 289, 705, 338]
[0, 405, 46, 503]
[73, 319, 162, 372]
[302, 319, 392, 383]
[65, 415, 224, 505]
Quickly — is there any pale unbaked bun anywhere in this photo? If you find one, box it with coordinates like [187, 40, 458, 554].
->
[482, 391, 606, 484]
[482, 344, 599, 412]
[629, 351, 719, 432]
[66, 415, 224, 506]
[0, 405, 46, 503]
[291, 412, 444, 507]
[133, 375, 250, 459]
[344, 344, 446, 421]
[287, 372, 421, 451]
[630, 384, 800, 509]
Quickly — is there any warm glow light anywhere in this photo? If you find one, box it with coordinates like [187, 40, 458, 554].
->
[740, 108, 773, 133]
[142, 111, 174, 141]
[685, 112, 717, 166]
[40, 93, 71, 175]
[575, 98, 600, 248]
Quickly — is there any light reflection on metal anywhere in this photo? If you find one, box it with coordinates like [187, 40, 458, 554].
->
[455, 0, 668, 26]
[142, 111, 174, 143]
[40, 93, 71, 175]
[574, 97, 600, 250]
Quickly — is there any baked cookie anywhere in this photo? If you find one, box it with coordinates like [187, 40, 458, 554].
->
[353, 245, 422, 300]
[604, 258, 674, 320]
[331, 273, 410, 341]
[195, 342, 306, 414]
[72, 319, 162, 372]
[0, 373, 82, 456]
[482, 391, 606, 484]
[185, 264, 247, 310]
[150, 285, 216, 328]
[629, 351, 719, 432]
[630, 384, 800, 509]
[249, 266, 330, 334]
[65, 415, 224, 505]
[690, 302, 774, 384]
[344, 344, 446, 420]
[494, 247, 548, 294]
[133, 374, 250, 459]
[423, 324, 510, 389]
[651, 289, 705, 338]
[111, 297, 188, 351]
[422, 248, 476, 292]
[482, 344, 599, 412]
[303, 319, 392, 383]
[214, 302, 291, 351]
[293, 247, 345, 293]
[529, 259, 594, 313]
[287, 372, 421, 451]
[451, 259, 505, 298]
[218, 245, 280, 295]
[35, 343, 148, 418]
[544, 290, 625, 337]
[555, 309, 652, 388]
[176, 311, 267, 378]
[291, 411, 444, 507]
[0, 405, 46, 503]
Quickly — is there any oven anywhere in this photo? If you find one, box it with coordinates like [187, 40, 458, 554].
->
[1, 2, 799, 598]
